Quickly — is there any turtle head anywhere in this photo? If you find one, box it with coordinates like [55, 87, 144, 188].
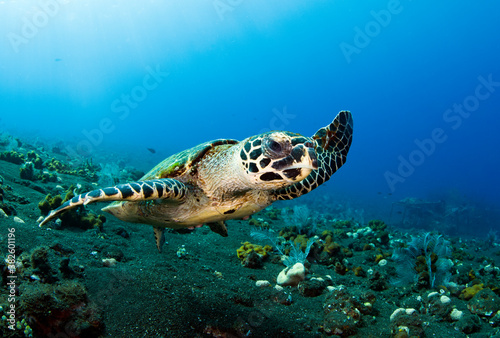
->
[238, 132, 318, 189]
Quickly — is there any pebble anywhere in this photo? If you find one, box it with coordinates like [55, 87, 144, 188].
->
[451, 308, 463, 321]
[0, 209, 7, 218]
[102, 258, 117, 267]
[440, 295, 451, 304]
[13, 216, 25, 223]
[255, 280, 271, 288]
[37, 216, 44, 223]
[378, 259, 388, 266]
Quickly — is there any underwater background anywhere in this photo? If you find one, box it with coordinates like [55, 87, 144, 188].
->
[2, 0, 499, 214]
[1, 1, 500, 337]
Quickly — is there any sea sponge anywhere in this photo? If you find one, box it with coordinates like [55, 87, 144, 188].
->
[38, 194, 64, 216]
[368, 219, 387, 231]
[236, 241, 272, 260]
[236, 241, 272, 269]
[26, 151, 44, 169]
[0, 150, 25, 164]
[460, 283, 484, 300]
[19, 280, 104, 337]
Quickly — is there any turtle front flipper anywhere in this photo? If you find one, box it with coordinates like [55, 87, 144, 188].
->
[39, 179, 187, 227]
[274, 111, 353, 200]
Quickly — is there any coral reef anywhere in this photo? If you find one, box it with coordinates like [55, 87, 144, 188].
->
[38, 188, 106, 230]
[236, 241, 272, 268]
[0, 151, 25, 164]
[391, 232, 453, 288]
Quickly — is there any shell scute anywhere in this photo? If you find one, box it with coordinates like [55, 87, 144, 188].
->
[141, 139, 239, 180]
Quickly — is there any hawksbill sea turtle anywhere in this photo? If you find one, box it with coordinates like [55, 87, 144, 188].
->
[39, 111, 353, 252]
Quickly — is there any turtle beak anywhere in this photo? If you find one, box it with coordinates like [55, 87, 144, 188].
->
[307, 147, 318, 170]
[286, 143, 318, 170]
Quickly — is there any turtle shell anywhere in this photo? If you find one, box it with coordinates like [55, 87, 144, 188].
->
[141, 139, 239, 180]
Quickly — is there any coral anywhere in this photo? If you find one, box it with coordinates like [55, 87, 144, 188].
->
[321, 287, 375, 336]
[331, 219, 352, 228]
[353, 266, 366, 277]
[281, 238, 315, 267]
[265, 207, 280, 220]
[38, 191, 70, 216]
[19, 162, 36, 181]
[250, 228, 314, 267]
[0, 150, 25, 164]
[368, 219, 387, 231]
[19, 280, 104, 337]
[391, 232, 453, 288]
[460, 283, 484, 300]
[26, 151, 44, 169]
[277, 262, 306, 286]
[45, 157, 100, 182]
[30, 246, 58, 283]
[45, 157, 71, 172]
[467, 288, 500, 317]
[38, 188, 106, 230]
[20, 162, 57, 182]
[248, 217, 269, 229]
[236, 242, 272, 268]
[281, 205, 318, 237]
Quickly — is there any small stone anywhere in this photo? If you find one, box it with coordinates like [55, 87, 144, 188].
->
[378, 259, 387, 266]
[102, 258, 117, 267]
[451, 308, 463, 321]
[0, 209, 7, 218]
[255, 280, 271, 288]
[274, 285, 284, 291]
[298, 279, 327, 297]
[427, 291, 439, 298]
[405, 308, 417, 315]
[37, 216, 44, 223]
[13, 216, 25, 223]
[390, 308, 406, 322]
[440, 295, 451, 304]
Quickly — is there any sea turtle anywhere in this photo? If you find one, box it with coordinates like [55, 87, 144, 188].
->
[39, 111, 353, 252]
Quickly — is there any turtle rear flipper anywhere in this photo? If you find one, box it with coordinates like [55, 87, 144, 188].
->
[38, 179, 187, 227]
[274, 110, 353, 200]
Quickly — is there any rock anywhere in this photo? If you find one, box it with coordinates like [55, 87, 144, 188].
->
[378, 259, 388, 266]
[489, 310, 500, 327]
[0, 209, 7, 218]
[13, 216, 25, 223]
[114, 227, 130, 239]
[450, 308, 463, 321]
[102, 258, 117, 267]
[468, 288, 500, 317]
[440, 295, 451, 304]
[456, 313, 481, 334]
[255, 280, 271, 288]
[322, 288, 375, 336]
[389, 307, 424, 337]
[298, 278, 327, 297]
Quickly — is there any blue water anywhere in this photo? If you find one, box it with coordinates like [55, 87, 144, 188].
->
[1, 1, 499, 211]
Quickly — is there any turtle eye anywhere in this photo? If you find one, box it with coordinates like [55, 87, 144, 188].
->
[268, 140, 282, 153]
